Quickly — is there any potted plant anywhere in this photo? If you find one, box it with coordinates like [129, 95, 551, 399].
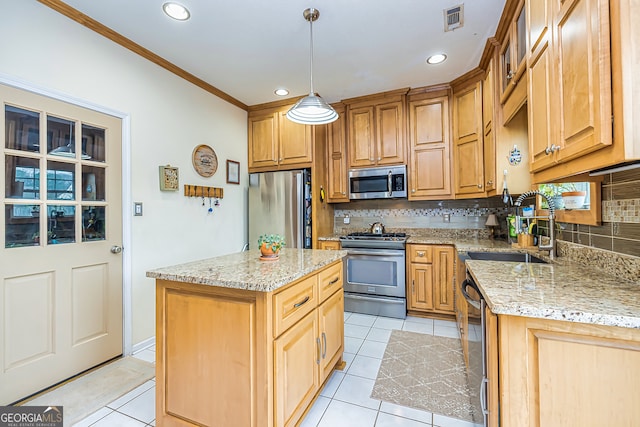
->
[258, 234, 285, 260]
[559, 183, 587, 209]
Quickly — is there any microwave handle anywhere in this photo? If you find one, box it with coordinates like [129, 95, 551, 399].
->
[388, 171, 392, 197]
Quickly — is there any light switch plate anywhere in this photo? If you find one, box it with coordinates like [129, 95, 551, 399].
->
[134, 202, 143, 216]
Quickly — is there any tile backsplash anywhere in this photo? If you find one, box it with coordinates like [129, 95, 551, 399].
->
[332, 167, 640, 258]
[558, 168, 640, 258]
[333, 198, 511, 236]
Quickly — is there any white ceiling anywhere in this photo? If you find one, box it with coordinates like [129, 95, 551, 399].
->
[57, 0, 506, 108]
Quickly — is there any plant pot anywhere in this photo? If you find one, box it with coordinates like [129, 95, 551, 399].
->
[259, 243, 280, 260]
[561, 191, 587, 209]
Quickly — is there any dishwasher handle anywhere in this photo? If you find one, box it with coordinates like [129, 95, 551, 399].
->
[461, 278, 481, 310]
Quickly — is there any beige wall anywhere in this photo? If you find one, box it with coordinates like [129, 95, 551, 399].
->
[0, 2, 248, 346]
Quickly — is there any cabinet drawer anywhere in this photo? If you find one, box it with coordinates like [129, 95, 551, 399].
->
[318, 262, 343, 302]
[409, 245, 433, 263]
[273, 275, 318, 338]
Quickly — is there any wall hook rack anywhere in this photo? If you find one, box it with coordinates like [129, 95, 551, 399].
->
[183, 185, 224, 199]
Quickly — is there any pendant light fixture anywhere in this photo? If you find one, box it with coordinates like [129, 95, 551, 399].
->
[286, 8, 338, 125]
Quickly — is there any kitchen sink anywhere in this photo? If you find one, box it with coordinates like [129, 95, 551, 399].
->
[466, 251, 548, 264]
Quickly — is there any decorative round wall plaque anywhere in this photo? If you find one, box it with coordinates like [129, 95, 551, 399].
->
[192, 144, 218, 177]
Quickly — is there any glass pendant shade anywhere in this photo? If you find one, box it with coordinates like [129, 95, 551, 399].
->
[286, 93, 338, 124]
[286, 8, 338, 125]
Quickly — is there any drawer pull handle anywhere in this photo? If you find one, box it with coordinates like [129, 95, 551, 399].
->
[329, 277, 339, 285]
[316, 337, 321, 365]
[321, 332, 327, 359]
[293, 296, 310, 308]
[417, 251, 425, 257]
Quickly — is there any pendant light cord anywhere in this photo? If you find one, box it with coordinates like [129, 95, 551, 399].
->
[308, 12, 315, 96]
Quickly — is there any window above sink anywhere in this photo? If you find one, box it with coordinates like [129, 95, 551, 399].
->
[535, 175, 602, 226]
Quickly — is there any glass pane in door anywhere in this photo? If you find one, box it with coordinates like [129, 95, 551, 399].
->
[5, 155, 40, 199]
[82, 165, 105, 201]
[47, 115, 77, 158]
[4, 204, 40, 248]
[47, 160, 75, 200]
[47, 205, 75, 244]
[82, 124, 106, 163]
[5, 106, 40, 152]
[82, 206, 105, 241]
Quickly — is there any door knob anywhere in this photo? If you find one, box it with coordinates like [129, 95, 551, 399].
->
[110, 245, 123, 254]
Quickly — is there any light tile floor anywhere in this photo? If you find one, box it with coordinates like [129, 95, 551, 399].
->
[72, 313, 482, 427]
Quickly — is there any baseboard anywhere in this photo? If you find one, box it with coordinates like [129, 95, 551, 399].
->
[131, 336, 155, 354]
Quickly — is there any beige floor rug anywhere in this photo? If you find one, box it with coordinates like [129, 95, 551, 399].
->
[371, 330, 482, 424]
[21, 356, 155, 425]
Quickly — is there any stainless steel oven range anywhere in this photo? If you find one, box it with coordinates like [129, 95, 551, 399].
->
[339, 232, 408, 319]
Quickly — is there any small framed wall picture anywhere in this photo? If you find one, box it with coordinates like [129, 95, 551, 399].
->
[226, 160, 240, 184]
[159, 165, 179, 191]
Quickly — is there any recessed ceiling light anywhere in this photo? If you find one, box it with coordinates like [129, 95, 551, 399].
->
[426, 53, 447, 65]
[163, 2, 190, 21]
[275, 89, 289, 96]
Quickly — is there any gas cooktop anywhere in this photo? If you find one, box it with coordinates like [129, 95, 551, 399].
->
[339, 232, 408, 249]
[341, 232, 407, 240]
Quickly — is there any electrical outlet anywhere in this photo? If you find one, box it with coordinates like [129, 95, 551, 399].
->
[443, 213, 450, 223]
[343, 216, 350, 224]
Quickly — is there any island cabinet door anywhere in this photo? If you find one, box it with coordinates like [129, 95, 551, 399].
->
[274, 309, 320, 427]
[318, 290, 344, 382]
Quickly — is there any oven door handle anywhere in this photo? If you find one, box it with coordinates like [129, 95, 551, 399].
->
[346, 249, 404, 257]
[461, 279, 481, 310]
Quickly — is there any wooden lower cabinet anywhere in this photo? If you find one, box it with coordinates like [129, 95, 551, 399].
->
[407, 244, 455, 315]
[155, 260, 344, 427]
[318, 240, 341, 250]
[275, 290, 344, 427]
[498, 314, 640, 426]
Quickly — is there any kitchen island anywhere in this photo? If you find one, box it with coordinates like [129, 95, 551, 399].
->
[146, 249, 347, 427]
[465, 259, 640, 426]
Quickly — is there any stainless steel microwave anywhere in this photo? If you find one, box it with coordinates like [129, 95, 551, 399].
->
[348, 165, 408, 200]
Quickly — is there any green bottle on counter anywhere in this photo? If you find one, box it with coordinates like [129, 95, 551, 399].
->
[507, 215, 517, 238]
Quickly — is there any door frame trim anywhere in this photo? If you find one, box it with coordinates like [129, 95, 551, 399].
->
[1, 72, 133, 356]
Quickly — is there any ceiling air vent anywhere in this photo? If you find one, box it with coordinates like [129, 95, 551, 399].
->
[444, 4, 464, 32]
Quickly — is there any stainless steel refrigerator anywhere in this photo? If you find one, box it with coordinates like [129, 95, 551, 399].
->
[248, 169, 312, 250]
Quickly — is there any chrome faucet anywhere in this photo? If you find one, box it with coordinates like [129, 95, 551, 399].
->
[514, 190, 557, 260]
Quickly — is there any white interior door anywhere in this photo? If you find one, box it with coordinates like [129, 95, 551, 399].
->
[0, 83, 123, 404]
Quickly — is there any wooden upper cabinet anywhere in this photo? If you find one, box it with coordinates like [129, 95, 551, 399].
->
[248, 112, 279, 169]
[278, 110, 313, 166]
[527, 0, 614, 178]
[453, 81, 485, 197]
[248, 104, 312, 172]
[407, 93, 452, 200]
[482, 60, 497, 193]
[527, 3, 556, 172]
[499, 0, 527, 103]
[345, 90, 407, 169]
[326, 105, 348, 202]
[554, 0, 612, 161]
[375, 100, 406, 165]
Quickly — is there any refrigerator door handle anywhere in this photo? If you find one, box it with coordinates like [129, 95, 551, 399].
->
[296, 171, 304, 249]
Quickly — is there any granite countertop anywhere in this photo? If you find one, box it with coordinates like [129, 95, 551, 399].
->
[318, 230, 640, 329]
[466, 259, 640, 329]
[146, 249, 347, 292]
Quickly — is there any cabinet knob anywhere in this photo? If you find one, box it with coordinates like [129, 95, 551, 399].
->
[487, 180, 493, 186]
[477, 183, 483, 189]
[545, 144, 560, 155]
[279, 158, 283, 161]
[342, 192, 346, 195]
[412, 189, 416, 193]
[378, 157, 382, 161]
[417, 251, 425, 257]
